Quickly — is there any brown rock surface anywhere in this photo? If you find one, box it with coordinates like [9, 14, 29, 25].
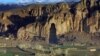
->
[0, 0, 99, 44]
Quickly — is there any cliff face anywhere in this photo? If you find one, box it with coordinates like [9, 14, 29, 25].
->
[0, 0, 100, 42]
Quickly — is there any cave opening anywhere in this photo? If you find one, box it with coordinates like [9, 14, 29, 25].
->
[49, 23, 58, 44]
[82, 18, 90, 32]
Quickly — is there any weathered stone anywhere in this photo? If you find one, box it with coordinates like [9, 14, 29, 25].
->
[0, 1, 99, 42]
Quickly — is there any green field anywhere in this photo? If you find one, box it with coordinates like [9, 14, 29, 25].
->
[33, 45, 100, 56]
[0, 48, 31, 56]
[0, 45, 100, 56]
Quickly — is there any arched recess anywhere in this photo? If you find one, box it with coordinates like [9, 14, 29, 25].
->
[49, 23, 58, 44]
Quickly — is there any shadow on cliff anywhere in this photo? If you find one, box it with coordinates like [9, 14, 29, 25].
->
[82, 0, 100, 33]
[70, 3, 77, 22]
[39, 6, 48, 26]
[86, 0, 100, 18]
[49, 23, 58, 44]
[0, 6, 49, 38]
[6, 15, 36, 37]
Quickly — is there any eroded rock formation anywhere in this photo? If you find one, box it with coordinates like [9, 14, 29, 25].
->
[0, 0, 100, 44]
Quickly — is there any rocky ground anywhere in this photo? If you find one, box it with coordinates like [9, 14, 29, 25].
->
[0, 32, 99, 48]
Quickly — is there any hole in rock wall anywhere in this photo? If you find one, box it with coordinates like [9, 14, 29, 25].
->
[49, 23, 58, 44]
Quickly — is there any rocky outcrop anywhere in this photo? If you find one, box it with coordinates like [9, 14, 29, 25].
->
[0, 0, 100, 43]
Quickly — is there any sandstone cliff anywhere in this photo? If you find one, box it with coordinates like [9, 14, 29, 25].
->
[0, 0, 100, 44]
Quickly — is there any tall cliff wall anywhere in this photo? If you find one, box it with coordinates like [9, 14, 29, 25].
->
[0, 0, 100, 42]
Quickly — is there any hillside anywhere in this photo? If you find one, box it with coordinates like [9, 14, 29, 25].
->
[0, 0, 100, 45]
